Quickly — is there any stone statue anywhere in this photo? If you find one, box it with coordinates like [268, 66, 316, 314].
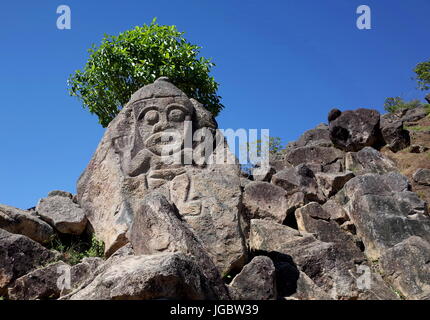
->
[77, 77, 246, 276]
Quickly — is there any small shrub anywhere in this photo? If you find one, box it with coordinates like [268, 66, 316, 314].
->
[48, 234, 104, 265]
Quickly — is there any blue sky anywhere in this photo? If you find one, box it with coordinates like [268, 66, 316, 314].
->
[1, 0, 429, 209]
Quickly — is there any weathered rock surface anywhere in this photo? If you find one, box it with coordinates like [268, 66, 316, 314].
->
[380, 117, 410, 152]
[284, 146, 344, 173]
[76, 77, 246, 268]
[8, 261, 69, 300]
[0, 229, 58, 295]
[36, 193, 87, 235]
[68, 253, 221, 300]
[315, 171, 354, 198]
[60, 257, 104, 296]
[243, 181, 288, 223]
[293, 125, 332, 148]
[413, 168, 430, 186]
[249, 219, 355, 298]
[228, 256, 276, 300]
[129, 192, 230, 298]
[329, 108, 383, 152]
[380, 236, 430, 300]
[345, 147, 397, 175]
[342, 173, 430, 260]
[271, 165, 324, 202]
[0, 204, 54, 244]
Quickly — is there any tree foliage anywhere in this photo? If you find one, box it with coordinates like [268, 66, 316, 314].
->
[68, 18, 223, 127]
[414, 60, 430, 91]
[384, 97, 424, 113]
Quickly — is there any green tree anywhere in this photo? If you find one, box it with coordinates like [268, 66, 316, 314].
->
[68, 18, 223, 127]
[384, 97, 423, 113]
[414, 60, 430, 91]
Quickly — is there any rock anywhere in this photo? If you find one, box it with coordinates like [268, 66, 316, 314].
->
[409, 145, 429, 153]
[60, 257, 104, 296]
[380, 118, 410, 152]
[228, 256, 277, 300]
[36, 195, 87, 235]
[47, 190, 73, 199]
[275, 261, 332, 300]
[77, 78, 245, 264]
[413, 168, 430, 186]
[345, 147, 397, 175]
[380, 237, 430, 299]
[0, 204, 54, 244]
[402, 106, 428, 123]
[243, 181, 288, 224]
[295, 203, 365, 264]
[322, 199, 349, 223]
[284, 146, 344, 173]
[329, 108, 383, 152]
[68, 253, 222, 300]
[249, 219, 338, 293]
[426, 94, 430, 105]
[294, 126, 332, 148]
[0, 229, 58, 295]
[169, 168, 246, 276]
[342, 173, 430, 260]
[328, 108, 342, 122]
[8, 261, 70, 300]
[252, 165, 276, 182]
[129, 192, 230, 298]
[249, 219, 388, 299]
[315, 171, 354, 198]
[271, 165, 324, 203]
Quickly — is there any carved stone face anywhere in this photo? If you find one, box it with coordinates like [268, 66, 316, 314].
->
[133, 96, 194, 158]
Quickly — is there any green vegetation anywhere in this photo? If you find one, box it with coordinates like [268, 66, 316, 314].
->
[383, 97, 425, 113]
[414, 59, 430, 91]
[48, 234, 104, 265]
[68, 18, 223, 127]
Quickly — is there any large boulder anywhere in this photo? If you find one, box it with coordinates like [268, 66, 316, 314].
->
[345, 147, 397, 175]
[295, 202, 365, 264]
[228, 256, 277, 300]
[284, 146, 344, 173]
[0, 229, 58, 295]
[413, 168, 430, 186]
[8, 261, 70, 300]
[76, 78, 246, 270]
[242, 181, 288, 224]
[314, 171, 354, 198]
[380, 237, 430, 299]
[129, 192, 230, 298]
[0, 204, 54, 244]
[60, 257, 104, 296]
[293, 125, 332, 148]
[341, 173, 430, 260]
[329, 108, 383, 152]
[249, 219, 355, 298]
[36, 193, 87, 235]
[380, 117, 410, 152]
[68, 253, 222, 300]
[271, 164, 324, 203]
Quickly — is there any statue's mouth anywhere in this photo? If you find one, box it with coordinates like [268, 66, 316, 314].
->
[144, 131, 183, 156]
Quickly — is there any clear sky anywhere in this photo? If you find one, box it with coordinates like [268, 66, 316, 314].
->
[1, 0, 429, 209]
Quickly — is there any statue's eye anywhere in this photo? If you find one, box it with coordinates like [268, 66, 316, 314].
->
[168, 108, 185, 122]
[144, 110, 159, 125]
